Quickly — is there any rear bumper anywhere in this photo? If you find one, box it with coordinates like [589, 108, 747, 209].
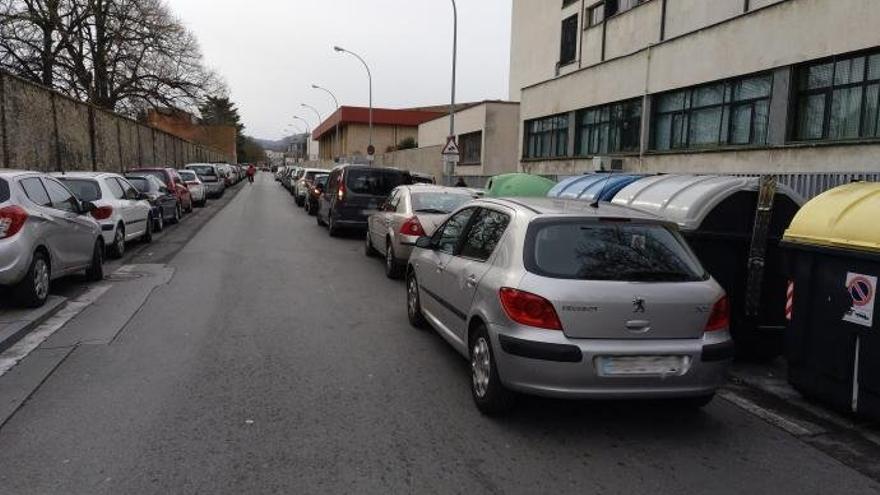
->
[0, 235, 33, 286]
[488, 323, 732, 399]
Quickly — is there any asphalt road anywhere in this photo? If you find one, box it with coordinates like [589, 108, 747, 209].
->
[0, 173, 878, 494]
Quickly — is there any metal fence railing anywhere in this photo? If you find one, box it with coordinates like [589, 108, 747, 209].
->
[735, 172, 880, 201]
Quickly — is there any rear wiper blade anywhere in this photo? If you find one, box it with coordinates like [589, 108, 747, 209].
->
[625, 271, 692, 281]
[414, 208, 449, 214]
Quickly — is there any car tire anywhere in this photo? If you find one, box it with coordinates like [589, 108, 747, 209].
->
[155, 213, 165, 232]
[13, 251, 51, 308]
[328, 214, 340, 237]
[142, 216, 153, 243]
[187, 200, 194, 213]
[470, 324, 515, 416]
[170, 204, 182, 224]
[316, 208, 326, 227]
[385, 243, 404, 279]
[295, 196, 304, 207]
[110, 224, 125, 259]
[304, 200, 311, 215]
[365, 230, 378, 257]
[85, 239, 105, 282]
[406, 271, 427, 329]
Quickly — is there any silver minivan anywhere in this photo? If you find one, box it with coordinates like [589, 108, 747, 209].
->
[1, 170, 105, 307]
[405, 197, 733, 415]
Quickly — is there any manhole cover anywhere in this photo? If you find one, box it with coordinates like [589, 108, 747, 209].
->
[105, 271, 146, 281]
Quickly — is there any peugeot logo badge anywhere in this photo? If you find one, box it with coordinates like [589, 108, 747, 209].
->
[633, 297, 646, 313]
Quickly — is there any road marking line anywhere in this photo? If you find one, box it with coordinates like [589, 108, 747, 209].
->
[0, 284, 110, 378]
[720, 390, 822, 437]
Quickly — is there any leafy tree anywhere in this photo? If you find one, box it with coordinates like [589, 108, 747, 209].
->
[398, 136, 417, 150]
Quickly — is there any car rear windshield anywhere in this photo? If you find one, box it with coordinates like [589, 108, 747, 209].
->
[127, 177, 150, 192]
[178, 171, 197, 181]
[304, 171, 324, 181]
[315, 175, 328, 186]
[525, 220, 706, 282]
[345, 169, 408, 196]
[411, 192, 472, 214]
[57, 178, 101, 202]
[136, 170, 167, 185]
[0, 178, 8, 202]
[188, 165, 215, 176]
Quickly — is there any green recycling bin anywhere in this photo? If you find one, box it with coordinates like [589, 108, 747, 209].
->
[782, 182, 880, 419]
[485, 173, 556, 198]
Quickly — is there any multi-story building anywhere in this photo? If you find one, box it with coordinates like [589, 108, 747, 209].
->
[510, 0, 880, 175]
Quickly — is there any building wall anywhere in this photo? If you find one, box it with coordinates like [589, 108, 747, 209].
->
[0, 71, 227, 171]
[374, 144, 444, 181]
[340, 123, 419, 158]
[418, 105, 487, 147]
[480, 103, 521, 177]
[514, 0, 880, 175]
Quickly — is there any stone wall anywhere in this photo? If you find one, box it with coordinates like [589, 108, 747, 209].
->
[0, 70, 230, 172]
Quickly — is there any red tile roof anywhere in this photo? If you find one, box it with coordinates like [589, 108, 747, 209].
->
[312, 106, 445, 140]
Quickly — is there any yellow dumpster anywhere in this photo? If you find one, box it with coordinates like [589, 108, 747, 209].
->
[782, 182, 880, 419]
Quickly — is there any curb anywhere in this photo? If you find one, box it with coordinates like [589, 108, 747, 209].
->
[0, 296, 68, 353]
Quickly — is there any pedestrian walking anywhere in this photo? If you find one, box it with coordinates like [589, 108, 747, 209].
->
[247, 164, 256, 184]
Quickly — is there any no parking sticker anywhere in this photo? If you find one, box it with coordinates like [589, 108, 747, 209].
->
[844, 272, 877, 328]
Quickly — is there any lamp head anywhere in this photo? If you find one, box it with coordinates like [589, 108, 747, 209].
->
[333, 46, 344, 53]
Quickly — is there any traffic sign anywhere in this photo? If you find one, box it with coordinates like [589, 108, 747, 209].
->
[441, 136, 460, 156]
[367, 145, 375, 156]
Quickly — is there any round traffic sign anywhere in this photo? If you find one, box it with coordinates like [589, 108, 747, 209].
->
[367, 145, 375, 156]
[849, 276, 874, 307]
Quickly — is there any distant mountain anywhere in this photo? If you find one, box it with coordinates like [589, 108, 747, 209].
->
[254, 134, 309, 152]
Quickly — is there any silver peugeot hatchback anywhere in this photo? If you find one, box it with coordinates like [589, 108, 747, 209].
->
[405, 197, 733, 415]
[0, 170, 105, 307]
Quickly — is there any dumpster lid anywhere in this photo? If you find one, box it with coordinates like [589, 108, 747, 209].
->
[784, 182, 880, 253]
[485, 173, 556, 198]
[546, 174, 645, 202]
[611, 174, 802, 231]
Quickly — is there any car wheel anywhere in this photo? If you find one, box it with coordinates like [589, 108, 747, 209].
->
[142, 216, 153, 243]
[316, 209, 326, 226]
[186, 200, 194, 213]
[85, 239, 105, 282]
[470, 324, 515, 416]
[328, 214, 340, 237]
[364, 229, 378, 257]
[155, 213, 165, 232]
[170, 204, 182, 224]
[110, 224, 125, 259]
[406, 271, 427, 329]
[385, 243, 404, 279]
[304, 200, 310, 215]
[13, 251, 51, 308]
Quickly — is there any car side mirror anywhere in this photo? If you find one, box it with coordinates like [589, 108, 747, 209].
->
[415, 236, 434, 250]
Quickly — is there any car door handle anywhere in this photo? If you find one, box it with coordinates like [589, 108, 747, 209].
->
[625, 320, 651, 333]
[465, 274, 478, 288]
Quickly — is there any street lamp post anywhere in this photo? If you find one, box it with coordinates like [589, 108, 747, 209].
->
[312, 84, 341, 160]
[334, 45, 373, 162]
[301, 103, 323, 160]
[293, 116, 311, 162]
[445, 0, 459, 186]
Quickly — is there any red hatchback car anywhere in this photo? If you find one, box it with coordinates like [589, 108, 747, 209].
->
[129, 168, 193, 215]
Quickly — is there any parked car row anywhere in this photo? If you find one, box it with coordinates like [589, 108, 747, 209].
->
[1, 164, 241, 308]
[281, 165, 735, 416]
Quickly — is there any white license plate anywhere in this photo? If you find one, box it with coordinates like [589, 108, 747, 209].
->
[596, 356, 689, 377]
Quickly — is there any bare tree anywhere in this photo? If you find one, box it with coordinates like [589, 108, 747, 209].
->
[1, 0, 220, 114]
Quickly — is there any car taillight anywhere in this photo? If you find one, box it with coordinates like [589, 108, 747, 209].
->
[499, 288, 563, 331]
[705, 296, 730, 332]
[0, 205, 28, 239]
[91, 205, 113, 221]
[399, 216, 426, 237]
[337, 181, 345, 202]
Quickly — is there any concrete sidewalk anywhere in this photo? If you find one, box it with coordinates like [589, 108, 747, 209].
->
[0, 297, 67, 353]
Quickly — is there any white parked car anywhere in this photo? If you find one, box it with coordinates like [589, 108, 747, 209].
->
[55, 172, 153, 259]
[177, 169, 207, 207]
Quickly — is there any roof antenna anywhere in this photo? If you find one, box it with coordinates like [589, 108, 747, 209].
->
[590, 160, 615, 209]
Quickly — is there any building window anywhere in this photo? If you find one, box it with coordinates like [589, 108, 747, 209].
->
[559, 14, 578, 66]
[652, 73, 773, 151]
[795, 51, 880, 141]
[575, 99, 642, 156]
[587, 2, 605, 26]
[525, 114, 570, 159]
[459, 131, 482, 165]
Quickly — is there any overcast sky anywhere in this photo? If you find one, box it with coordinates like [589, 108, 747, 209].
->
[168, 0, 513, 140]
